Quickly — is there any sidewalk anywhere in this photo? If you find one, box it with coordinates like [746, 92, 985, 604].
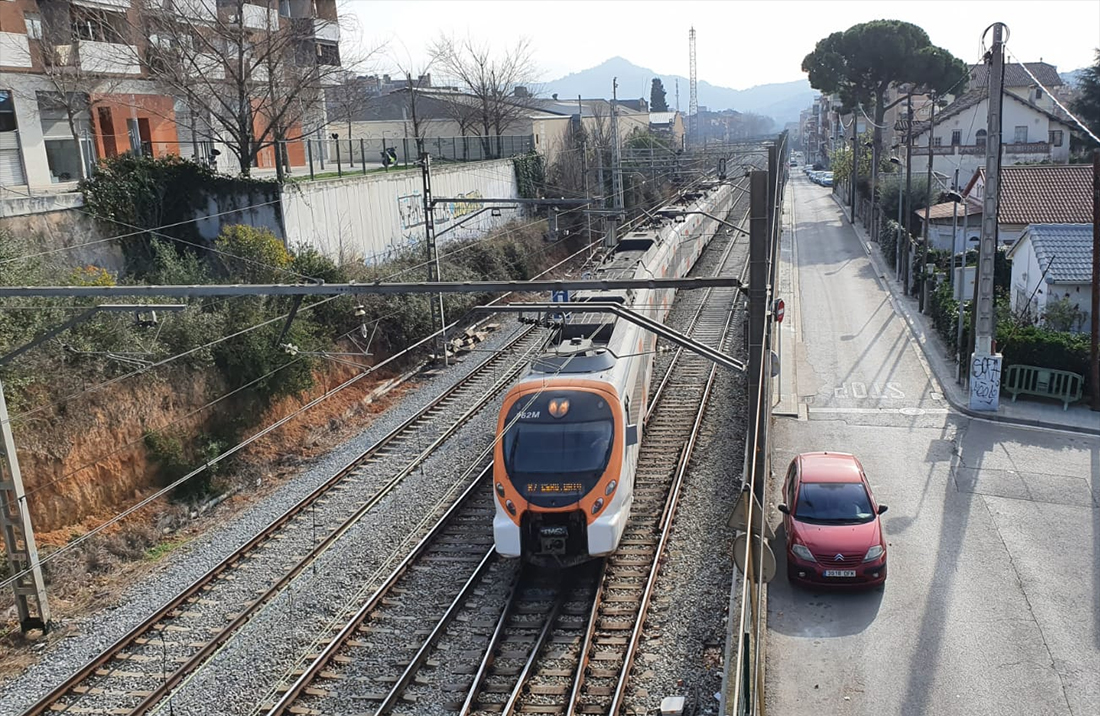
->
[830, 192, 1100, 436]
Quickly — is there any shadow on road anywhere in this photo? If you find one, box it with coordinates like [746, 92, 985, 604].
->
[766, 522, 883, 639]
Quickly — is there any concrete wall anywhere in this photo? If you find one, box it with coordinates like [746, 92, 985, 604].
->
[193, 184, 284, 242]
[0, 191, 126, 272]
[280, 158, 521, 264]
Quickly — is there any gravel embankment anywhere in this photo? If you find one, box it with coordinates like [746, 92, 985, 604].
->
[625, 213, 749, 714]
[0, 320, 532, 716]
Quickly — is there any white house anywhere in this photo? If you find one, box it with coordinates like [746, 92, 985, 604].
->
[908, 86, 1072, 181]
[1007, 224, 1094, 332]
[962, 164, 1094, 245]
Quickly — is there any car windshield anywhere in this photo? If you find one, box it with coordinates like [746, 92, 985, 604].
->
[794, 482, 875, 523]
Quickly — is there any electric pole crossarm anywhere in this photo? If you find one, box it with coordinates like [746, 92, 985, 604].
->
[476, 302, 746, 373]
[431, 198, 590, 206]
[0, 278, 744, 299]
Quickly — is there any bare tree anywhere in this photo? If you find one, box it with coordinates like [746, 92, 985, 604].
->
[29, 4, 130, 180]
[388, 60, 435, 157]
[429, 34, 539, 158]
[327, 75, 371, 143]
[132, 0, 358, 179]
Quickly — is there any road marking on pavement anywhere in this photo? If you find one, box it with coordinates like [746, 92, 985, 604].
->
[808, 406, 950, 415]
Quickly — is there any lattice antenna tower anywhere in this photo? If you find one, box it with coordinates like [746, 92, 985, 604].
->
[688, 27, 698, 146]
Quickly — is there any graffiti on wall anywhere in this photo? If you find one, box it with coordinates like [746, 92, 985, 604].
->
[397, 190, 488, 244]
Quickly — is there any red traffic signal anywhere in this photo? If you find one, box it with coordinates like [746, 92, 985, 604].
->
[774, 298, 785, 323]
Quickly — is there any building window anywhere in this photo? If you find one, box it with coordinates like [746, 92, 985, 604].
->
[1049, 130, 1064, 147]
[36, 91, 95, 182]
[975, 129, 986, 149]
[316, 42, 339, 66]
[1035, 87, 1043, 100]
[951, 130, 961, 145]
[24, 12, 43, 40]
[1013, 125, 1028, 144]
[71, 7, 129, 44]
[0, 90, 16, 132]
[933, 137, 942, 146]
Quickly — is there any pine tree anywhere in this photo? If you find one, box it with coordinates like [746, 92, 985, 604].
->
[650, 78, 669, 112]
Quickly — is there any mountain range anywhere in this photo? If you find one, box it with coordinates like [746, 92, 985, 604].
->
[544, 57, 815, 127]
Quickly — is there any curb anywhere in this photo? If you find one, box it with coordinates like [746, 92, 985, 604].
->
[828, 191, 1100, 437]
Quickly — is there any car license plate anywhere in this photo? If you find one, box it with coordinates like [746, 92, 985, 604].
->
[823, 569, 856, 578]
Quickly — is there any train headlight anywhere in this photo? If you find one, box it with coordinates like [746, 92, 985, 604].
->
[495, 482, 506, 497]
[505, 500, 517, 516]
[591, 498, 604, 515]
[605, 480, 617, 496]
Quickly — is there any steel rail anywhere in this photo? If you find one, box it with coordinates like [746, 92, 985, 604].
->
[647, 206, 751, 421]
[22, 327, 540, 716]
[263, 463, 494, 715]
[456, 568, 573, 716]
[607, 302, 734, 716]
[566, 206, 748, 716]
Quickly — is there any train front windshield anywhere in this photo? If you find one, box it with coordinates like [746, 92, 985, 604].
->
[502, 392, 615, 507]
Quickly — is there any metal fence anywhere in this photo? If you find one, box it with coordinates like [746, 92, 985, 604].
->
[130, 134, 535, 179]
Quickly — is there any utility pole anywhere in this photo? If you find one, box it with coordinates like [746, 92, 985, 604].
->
[1090, 148, 1099, 411]
[420, 152, 447, 365]
[850, 114, 858, 224]
[903, 94, 914, 296]
[970, 22, 1006, 411]
[0, 380, 49, 633]
[957, 197, 969, 383]
[920, 93, 937, 313]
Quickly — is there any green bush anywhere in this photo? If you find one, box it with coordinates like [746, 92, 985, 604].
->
[996, 324, 1092, 379]
[513, 152, 546, 198]
[215, 225, 292, 284]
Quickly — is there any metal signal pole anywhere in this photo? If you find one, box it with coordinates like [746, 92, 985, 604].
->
[420, 152, 448, 365]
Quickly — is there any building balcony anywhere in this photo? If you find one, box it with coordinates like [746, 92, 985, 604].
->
[0, 32, 32, 69]
[50, 41, 141, 75]
[171, 0, 218, 22]
[81, 41, 141, 75]
[313, 18, 339, 42]
[912, 142, 1054, 157]
[73, 0, 132, 7]
[240, 3, 279, 31]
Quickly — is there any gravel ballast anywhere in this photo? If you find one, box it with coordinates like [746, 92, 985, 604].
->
[0, 320, 533, 716]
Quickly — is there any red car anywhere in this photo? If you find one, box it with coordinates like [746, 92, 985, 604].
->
[778, 452, 888, 588]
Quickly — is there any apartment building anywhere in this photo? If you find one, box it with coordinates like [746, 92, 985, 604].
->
[0, 0, 341, 191]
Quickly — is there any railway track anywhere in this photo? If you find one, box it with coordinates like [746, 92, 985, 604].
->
[263, 191, 753, 716]
[23, 325, 546, 716]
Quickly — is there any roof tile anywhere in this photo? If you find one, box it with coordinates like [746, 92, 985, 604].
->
[1021, 224, 1094, 284]
[999, 165, 1094, 224]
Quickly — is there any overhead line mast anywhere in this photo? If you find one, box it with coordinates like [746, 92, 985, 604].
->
[689, 27, 698, 146]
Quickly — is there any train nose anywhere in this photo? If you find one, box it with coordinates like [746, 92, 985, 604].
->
[537, 524, 570, 555]
[523, 511, 588, 559]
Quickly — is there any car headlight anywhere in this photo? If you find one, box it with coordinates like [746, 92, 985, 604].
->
[791, 544, 815, 562]
[863, 545, 884, 562]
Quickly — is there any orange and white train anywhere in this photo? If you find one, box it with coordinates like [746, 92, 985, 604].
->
[492, 183, 735, 565]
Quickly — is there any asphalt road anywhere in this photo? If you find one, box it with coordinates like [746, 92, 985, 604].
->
[764, 173, 1100, 716]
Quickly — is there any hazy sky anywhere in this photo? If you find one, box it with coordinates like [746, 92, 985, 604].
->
[345, 0, 1100, 89]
